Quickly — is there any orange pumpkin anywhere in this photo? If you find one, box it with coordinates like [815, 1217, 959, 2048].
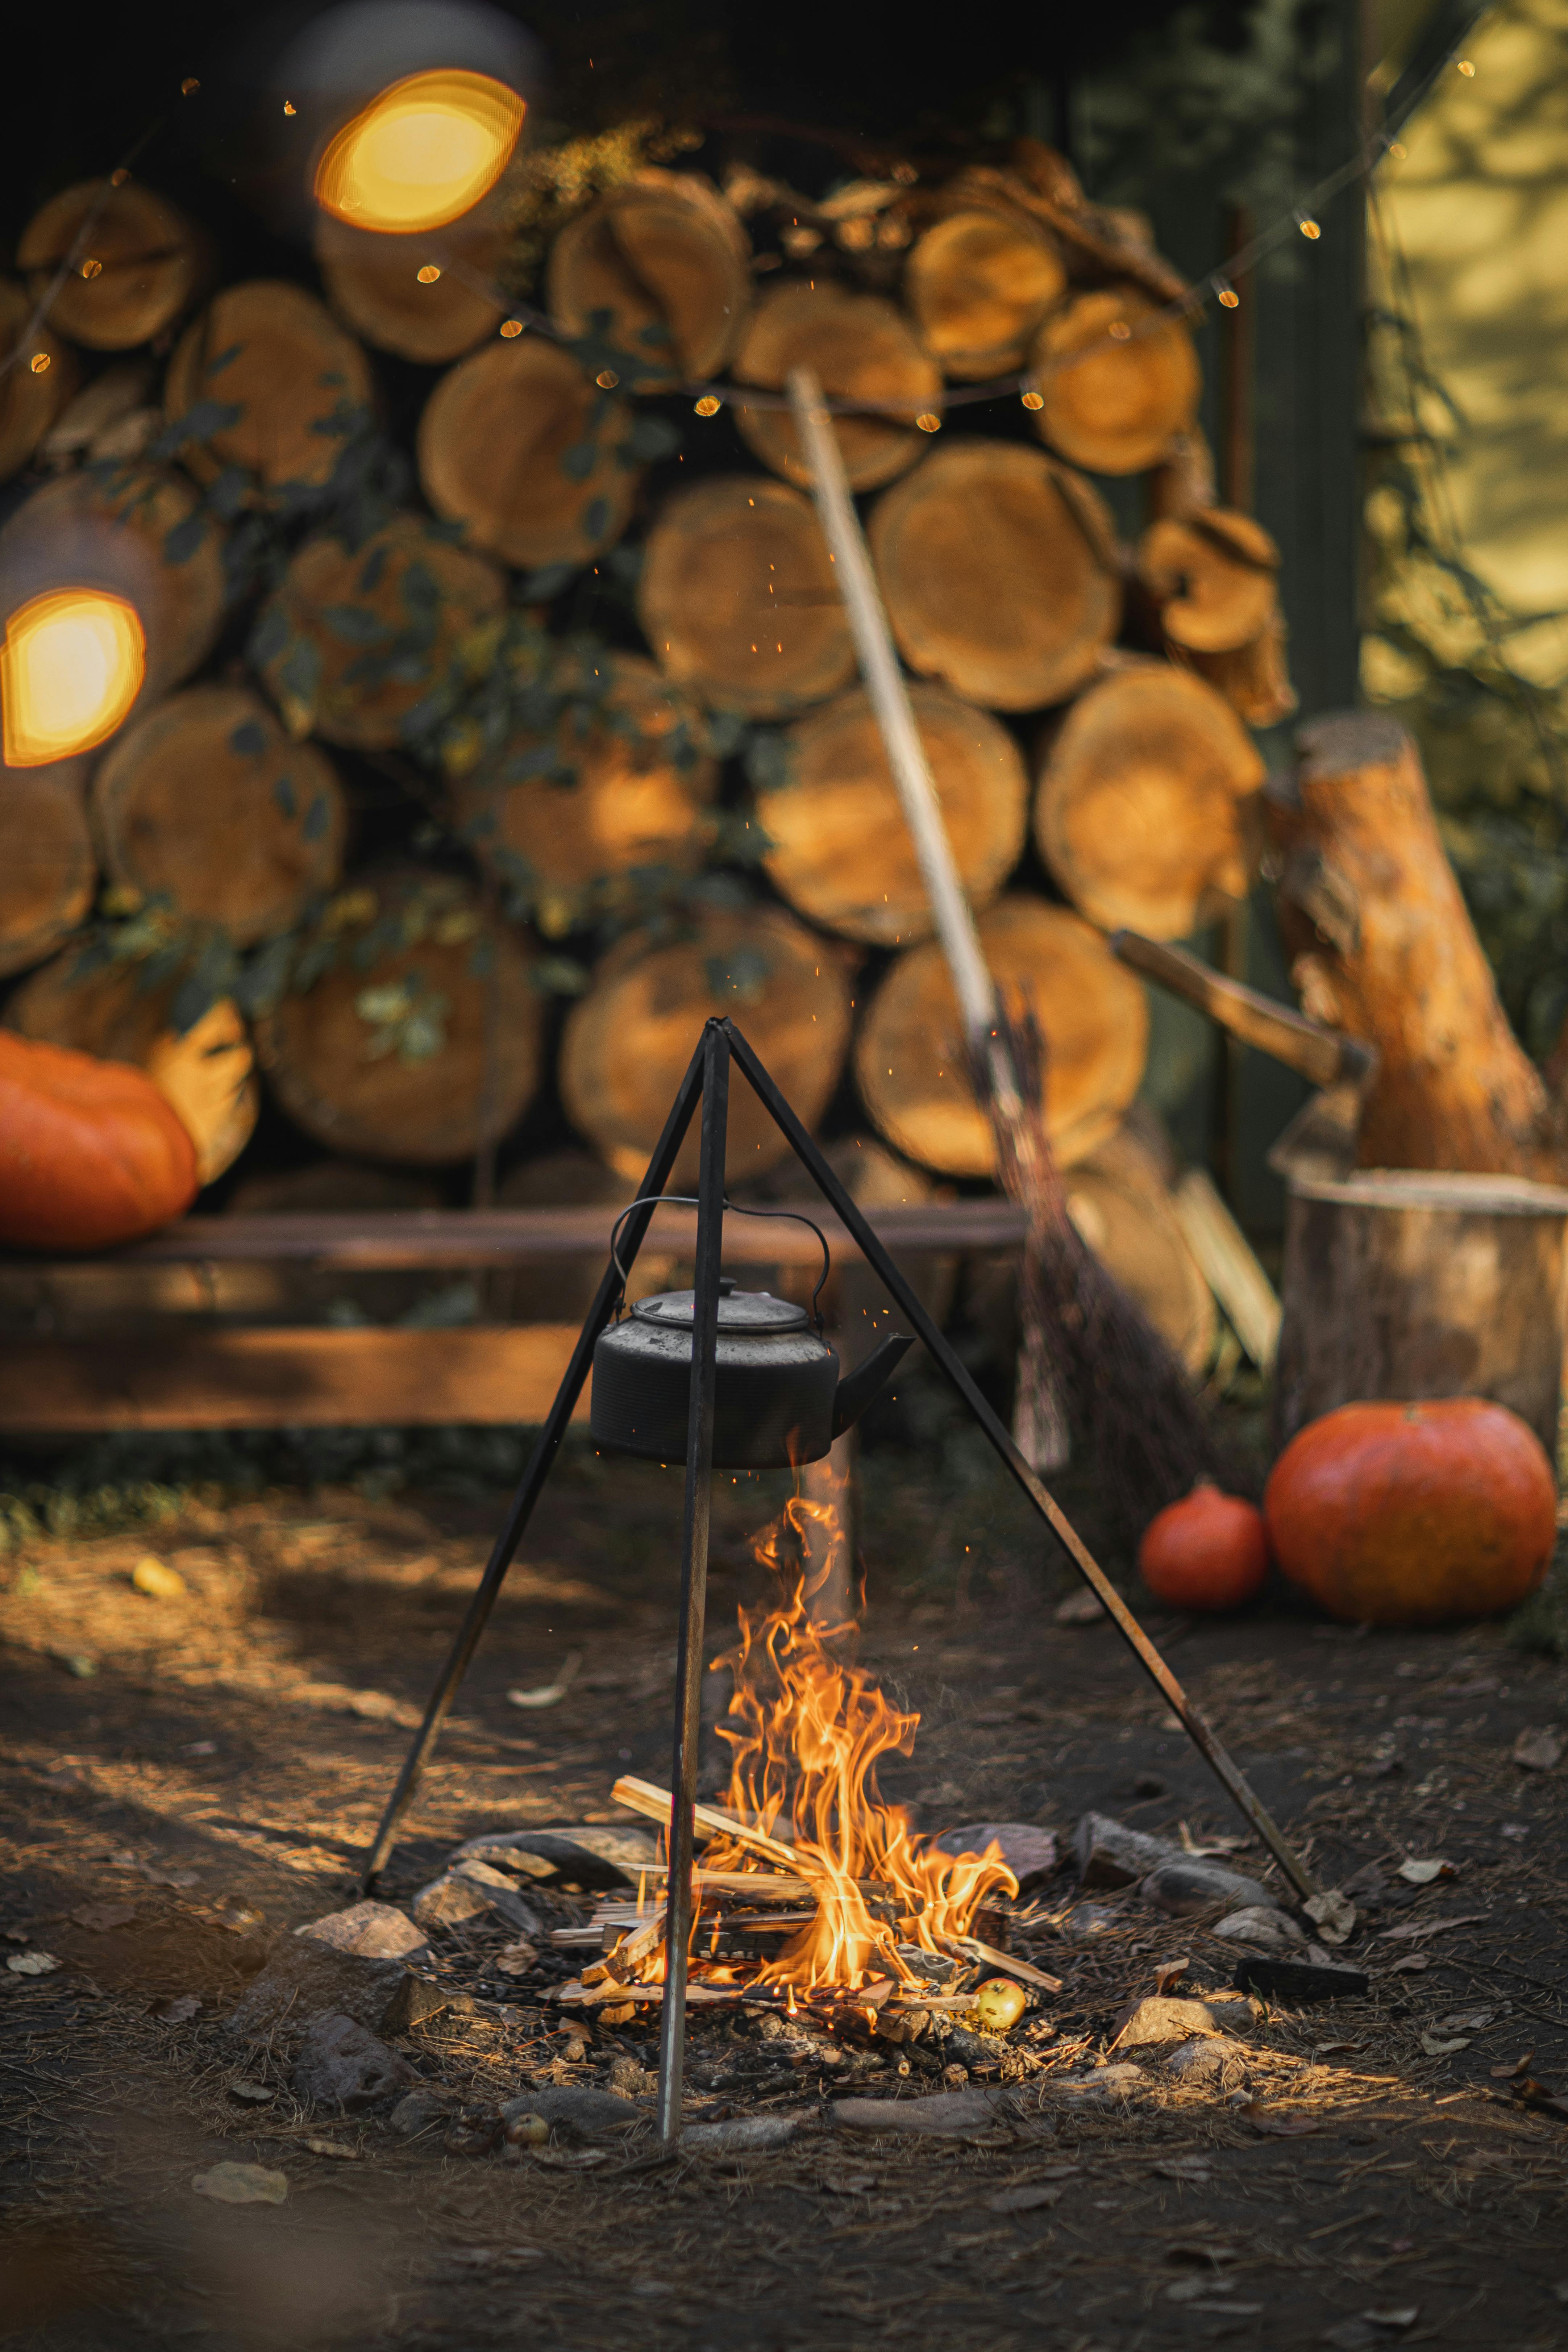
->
[0, 1030, 198, 1249]
[1264, 1397, 1557, 1627]
[1138, 1482, 1269, 1612]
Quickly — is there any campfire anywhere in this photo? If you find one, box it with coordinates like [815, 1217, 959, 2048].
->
[548, 1492, 1053, 2019]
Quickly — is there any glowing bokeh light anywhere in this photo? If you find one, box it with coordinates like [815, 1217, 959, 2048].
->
[314, 68, 524, 232]
[1, 589, 146, 767]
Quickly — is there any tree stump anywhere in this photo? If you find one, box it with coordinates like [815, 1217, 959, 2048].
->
[0, 282, 76, 483]
[164, 281, 374, 498]
[254, 515, 506, 749]
[8, 956, 259, 1186]
[451, 653, 717, 932]
[855, 896, 1148, 1176]
[904, 205, 1066, 379]
[868, 442, 1119, 711]
[1035, 662, 1265, 939]
[759, 683, 1027, 945]
[732, 281, 941, 491]
[1273, 1168, 1568, 1456]
[417, 336, 641, 570]
[559, 907, 853, 1186]
[638, 476, 855, 717]
[1031, 284, 1199, 474]
[19, 178, 208, 350]
[547, 169, 751, 388]
[314, 204, 506, 362]
[92, 686, 347, 945]
[0, 753, 96, 978]
[252, 874, 542, 1164]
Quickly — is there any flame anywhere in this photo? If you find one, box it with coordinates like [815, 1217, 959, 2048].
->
[1, 588, 145, 767]
[314, 69, 524, 233]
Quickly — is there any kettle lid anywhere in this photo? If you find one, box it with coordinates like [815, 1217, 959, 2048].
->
[630, 1278, 810, 1334]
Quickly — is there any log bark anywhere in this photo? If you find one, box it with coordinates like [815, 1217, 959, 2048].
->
[1273, 1168, 1568, 1454]
[1035, 662, 1264, 940]
[1269, 713, 1559, 1177]
[1031, 285, 1200, 475]
[1061, 1123, 1216, 1378]
[759, 683, 1027, 945]
[1182, 614, 1297, 729]
[226, 1161, 440, 1215]
[1137, 510, 1280, 654]
[558, 906, 853, 1186]
[734, 1131, 960, 1339]
[92, 686, 347, 945]
[854, 897, 1148, 1177]
[451, 653, 717, 930]
[638, 476, 855, 717]
[732, 282, 941, 491]
[904, 204, 1066, 379]
[164, 281, 374, 498]
[251, 873, 543, 1165]
[0, 282, 76, 482]
[255, 514, 505, 750]
[0, 754, 96, 979]
[7, 957, 259, 1186]
[488, 1150, 675, 1323]
[868, 442, 1119, 712]
[417, 335, 641, 570]
[0, 466, 225, 708]
[314, 204, 506, 362]
[546, 168, 751, 388]
[19, 178, 208, 350]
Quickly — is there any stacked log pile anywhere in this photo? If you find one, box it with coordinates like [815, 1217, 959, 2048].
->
[0, 135, 1302, 1370]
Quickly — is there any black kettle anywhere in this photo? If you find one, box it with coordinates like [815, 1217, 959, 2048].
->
[590, 1201, 912, 1469]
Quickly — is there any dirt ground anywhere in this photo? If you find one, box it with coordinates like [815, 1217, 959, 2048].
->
[3, 1430, 1568, 2352]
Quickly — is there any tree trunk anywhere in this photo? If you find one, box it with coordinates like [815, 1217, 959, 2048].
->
[252, 873, 544, 1166]
[417, 335, 641, 570]
[1270, 712, 1559, 1177]
[758, 682, 1027, 945]
[1034, 660, 1264, 940]
[854, 896, 1148, 1177]
[546, 168, 751, 390]
[0, 282, 76, 482]
[314, 203, 507, 362]
[868, 442, 1120, 711]
[0, 756, 96, 979]
[1273, 1167, 1568, 1455]
[732, 281, 942, 492]
[558, 906, 853, 1187]
[93, 686, 347, 945]
[0, 466, 225, 708]
[1031, 284, 1200, 475]
[19, 177, 208, 350]
[638, 476, 855, 718]
[255, 514, 505, 749]
[904, 203, 1066, 379]
[7, 957, 259, 1186]
[451, 652, 717, 931]
[1137, 509, 1280, 654]
[165, 281, 374, 497]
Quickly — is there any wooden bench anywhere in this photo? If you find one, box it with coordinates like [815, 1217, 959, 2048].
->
[0, 1202, 1026, 1432]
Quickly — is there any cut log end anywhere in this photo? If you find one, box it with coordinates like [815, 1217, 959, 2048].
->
[905, 206, 1066, 379]
[1032, 285, 1199, 476]
[19, 178, 207, 350]
[0, 757, 96, 979]
[733, 281, 941, 492]
[0, 283, 76, 483]
[315, 208, 507, 363]
[547, 170, 751, 388]
[165, 281, 374, 497]
[1137, 510, 1280, 655]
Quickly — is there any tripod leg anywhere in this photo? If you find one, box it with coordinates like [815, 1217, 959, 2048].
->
[657, 1019, 728, 2144]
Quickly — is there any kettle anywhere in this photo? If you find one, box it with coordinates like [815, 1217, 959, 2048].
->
[589, 1200, 912, 1469]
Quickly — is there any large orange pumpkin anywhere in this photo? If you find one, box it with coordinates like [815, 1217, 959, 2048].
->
[0, 1030, 198, 1249]
[1264, 1397, 1557, 1626]
[1138, 1483, 1269, 1612]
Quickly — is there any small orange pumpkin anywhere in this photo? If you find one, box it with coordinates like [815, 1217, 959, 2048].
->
[1138, 1482, 1269, 1612]
[0, 1030, 198, 1249]
[1264, 1397, 1557, 1627]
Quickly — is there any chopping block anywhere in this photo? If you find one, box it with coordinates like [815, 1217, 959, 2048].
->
[1112, 932, 1568, 1456]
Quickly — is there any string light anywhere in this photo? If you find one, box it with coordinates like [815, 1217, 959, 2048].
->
[28, 353, 49, 373]
[595, 368, 619, 389]
[499, 318, 523, 338]
[1215, 279, 1240, 309]
[415, 263, 441, 283]
[1, 589, 145, 767]
[1389, 140, 1408, 159]
[314, 68, 525, 234]
[915, 411, 941, 432]
[283, 100, 296, 116]
[1457, 57, 1475, 74]
[79, 258, 103, 279]
[694, 395, 721, 417]
[1108, 319, 1132, 340]
[1020, 387, 1044, 411]
[180, 77, 199, 95]
[1297, 215, 1322, 240]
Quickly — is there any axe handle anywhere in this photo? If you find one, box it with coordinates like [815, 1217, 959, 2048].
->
[1110, 931, 1364, 1087]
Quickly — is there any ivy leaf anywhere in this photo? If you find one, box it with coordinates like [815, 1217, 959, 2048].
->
[163, 513, 207, 565]
[170, 397, 244, 445]
[230, 720, 268, 758]
[400, 561, 439, 615]
[580, 496, 609, 542]
[301, 794, 331, 843]
[207, 465, 251, 521]
[520, 563, 578, 602]
[627, 413, 680, 463]
[236, 934, 293, 1017]
[532, 955, 590, 996]
[204, 343, 244, 376]
[560, 441, 598, 483]
[272, 774, 298, 818]
[744, 729, 790, 790]
[321, 603, 389, 645]
[279, 638, 322, 708]
[249, 603, 290, 669]
[358, 544, 389, 594]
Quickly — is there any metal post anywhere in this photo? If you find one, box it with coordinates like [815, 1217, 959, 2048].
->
[360, 1036, 708, 1893]
[656, 1019, 729, 2143]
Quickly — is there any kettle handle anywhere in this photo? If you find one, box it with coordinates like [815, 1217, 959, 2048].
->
[608, 1195, 833, 1323]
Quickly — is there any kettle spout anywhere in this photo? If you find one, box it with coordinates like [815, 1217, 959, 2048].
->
[830, 1331, 914, 1439]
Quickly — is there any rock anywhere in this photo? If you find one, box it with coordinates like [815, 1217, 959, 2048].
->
[191, 2162, 287, 2205]
[1303, 1887, 1357, 1945]
[452, 1826, 661, 1890]
[1232, 1954, 1371, 2002]
[1213, 1905, 1306, 1952]
[391, 2085, 461, 2138]
[1047, 2064, 1147, 2104]
[225, 1939, 414, 2041]
[1513, 1726, 1561, 1772]
[831, 2086, 1014, 2135]
[1074, 1812, 1178, 1888]
[946, 2026, 1012, 2070]
[933, 1823, 1059, 1889]
[380, 1976, 452, 2035]
[445, 2105, 504, 2157]
[680, 2114, 810, 2154]
[1164, 2034, 1249, 2089]
[292, 2013, 414, 2110]
[1055, 1588, 1107, 1625]
[606, 2055, 657, 2098]
[1061, 1902, 1121, 1940]
[411, 1863, 542, 1935]
[295, 1901, 429, 1961]
[1112, 1993, 1261, 2049]
[1141, 1858, 1282, 1918]
[499, 2085, 645, 2139]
